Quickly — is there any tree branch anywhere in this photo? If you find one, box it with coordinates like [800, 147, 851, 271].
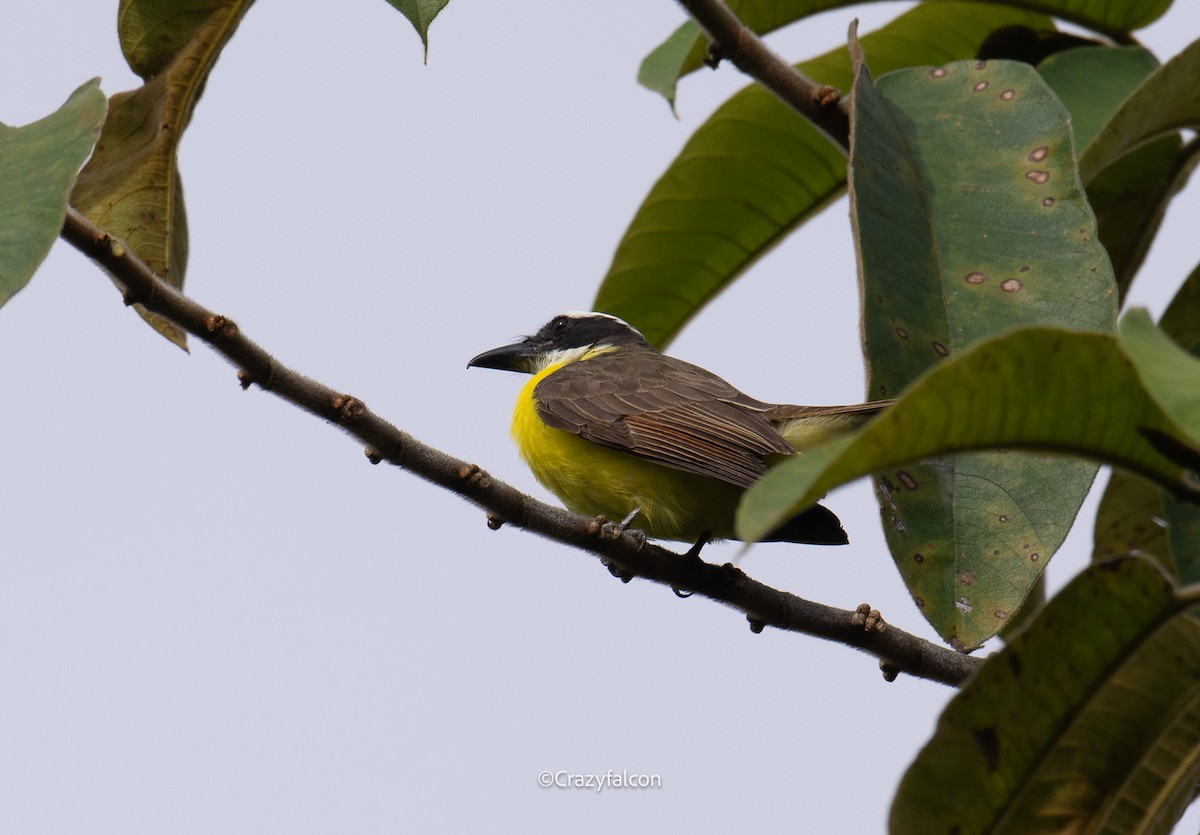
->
[676, 0, 850, 150]
[59, 206, 980, 688]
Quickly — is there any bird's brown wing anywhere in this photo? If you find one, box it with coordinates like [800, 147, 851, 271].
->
[533, 352, 792, 489]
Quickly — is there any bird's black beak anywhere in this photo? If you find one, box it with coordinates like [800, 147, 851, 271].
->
[467, 338, 538, 373]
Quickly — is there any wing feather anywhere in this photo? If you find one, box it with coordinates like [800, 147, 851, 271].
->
[534, 352, 792, 488]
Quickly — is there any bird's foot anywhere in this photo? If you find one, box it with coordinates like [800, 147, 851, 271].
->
[602, 507, 647, 551]
[681, 531, 712, 564]
[604, 560, 635, 583]
[591, 511, 644, 583]
[670, 531, 712, 598]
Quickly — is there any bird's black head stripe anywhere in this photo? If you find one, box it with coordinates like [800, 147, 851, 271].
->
[530, 312, 650, 352]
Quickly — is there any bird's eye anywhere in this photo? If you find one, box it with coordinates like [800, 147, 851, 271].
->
[552, 317, 568, 333]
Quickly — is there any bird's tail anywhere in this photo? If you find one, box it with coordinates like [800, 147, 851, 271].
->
[768, 400, 891, 453]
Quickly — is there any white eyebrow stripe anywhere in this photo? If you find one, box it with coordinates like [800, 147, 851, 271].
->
[561, 311, 645, 338]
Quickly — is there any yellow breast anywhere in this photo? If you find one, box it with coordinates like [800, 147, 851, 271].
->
[511, 356, 744, 542]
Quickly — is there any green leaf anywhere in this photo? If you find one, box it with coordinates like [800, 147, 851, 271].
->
[637, 21, 701, 112]
[1095, 267, 1200, 585]
[976, 25, 1103, 65]
[1162, 494, 1200, 585]
[1030, 0, 1172, 30]
[637, 1, 848, 109]
[1037, 46, 1159, 149]
[1094, 469, 1172, 562]
[737, 319, 1200, 590]
[1038, 45, 1193, 297]
[0, 79, 106, 309]
[72, 0, 253, 351]
[638, 0, 1170, 108]
[1159, 264, 1200, 352]
[384, 0, 449, 60]
[1094, 471, 1200, 587]
[891, 555, 1200, 835]
[1087, 137, 1193, 299]
[1120, 315, 1200, 436]
[737, 325, 1200, 529]
[117, 0, 240, 77]
[1080, 35, 1200, 183]
[845, 51, 1116, 648]
[597, 3, 1050, 348]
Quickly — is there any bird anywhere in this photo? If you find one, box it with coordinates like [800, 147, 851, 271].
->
[468, 311, 886, 551]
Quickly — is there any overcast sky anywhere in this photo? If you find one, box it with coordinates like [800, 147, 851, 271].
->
[2, 2, 1199, 832]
